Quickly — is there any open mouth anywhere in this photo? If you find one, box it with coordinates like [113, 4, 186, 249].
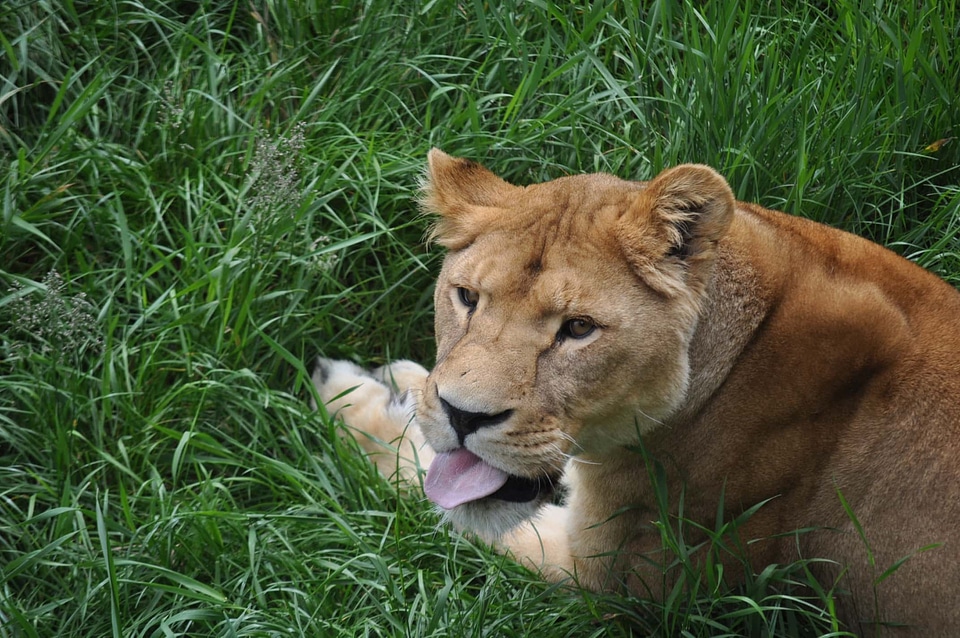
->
[490, 473, 557, 503]
[423, 447, 558, 509]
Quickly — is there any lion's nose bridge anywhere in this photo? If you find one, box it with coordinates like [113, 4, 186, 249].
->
[433, 302, 547, 413]
[436, 335, 534, 408]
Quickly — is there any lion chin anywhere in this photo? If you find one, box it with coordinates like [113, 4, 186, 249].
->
[440, 496, 547, 543]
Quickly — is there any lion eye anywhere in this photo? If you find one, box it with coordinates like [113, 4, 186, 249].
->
[456, 287, 480, 309]
[560, 318, 596, 340]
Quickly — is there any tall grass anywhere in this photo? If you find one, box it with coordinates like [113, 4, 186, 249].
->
[0, 1, 957, 636]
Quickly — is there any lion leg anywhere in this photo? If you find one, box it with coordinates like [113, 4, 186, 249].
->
[496, 504, 575, 583]
[311, 357, 434, 486]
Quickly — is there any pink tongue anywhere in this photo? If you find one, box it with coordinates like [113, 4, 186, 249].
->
[424, 448, 509, 509]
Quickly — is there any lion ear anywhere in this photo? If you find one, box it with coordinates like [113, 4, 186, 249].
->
[420, 148, 519, 249]
[618, 164, 735, 299]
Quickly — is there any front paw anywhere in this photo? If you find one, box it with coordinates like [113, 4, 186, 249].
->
[371, 359, 429, 395]
[310, 357, 380, 413]
[310, 356, 434, 484]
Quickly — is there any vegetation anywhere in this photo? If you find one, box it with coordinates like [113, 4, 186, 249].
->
[1, 1, 957, 636]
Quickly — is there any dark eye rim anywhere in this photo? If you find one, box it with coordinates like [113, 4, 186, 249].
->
[456, 286, 479, 309]
[559, 317, 597, 340]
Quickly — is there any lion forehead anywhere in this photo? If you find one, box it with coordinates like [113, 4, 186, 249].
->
[446, 230, 636, 317]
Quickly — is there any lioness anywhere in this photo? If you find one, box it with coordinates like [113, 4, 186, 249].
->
[313, 149, 960, 636]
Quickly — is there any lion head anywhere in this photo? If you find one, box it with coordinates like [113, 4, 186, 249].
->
[416, 149, 735, 538]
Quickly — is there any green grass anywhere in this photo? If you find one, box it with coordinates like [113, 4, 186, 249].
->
[1, 0, 957, 636]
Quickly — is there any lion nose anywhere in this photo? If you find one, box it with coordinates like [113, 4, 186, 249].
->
[439, 397, 513, 445]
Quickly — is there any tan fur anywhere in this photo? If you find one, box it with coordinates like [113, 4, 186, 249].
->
[314, 150, 960, 636]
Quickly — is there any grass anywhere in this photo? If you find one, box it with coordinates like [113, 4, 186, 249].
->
[0, 0, 957, 636]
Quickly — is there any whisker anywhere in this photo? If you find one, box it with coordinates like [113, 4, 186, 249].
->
[634, 407, 666, 428]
